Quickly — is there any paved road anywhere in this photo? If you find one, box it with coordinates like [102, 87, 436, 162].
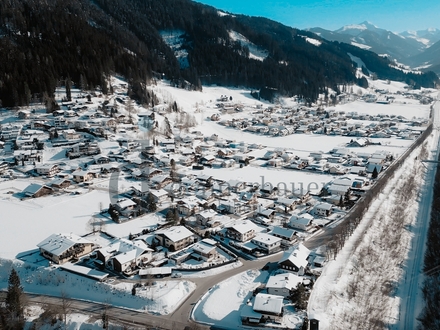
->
[0, 254, 282, 329]
[398, 94, 440, 330]
[170, 254, 282, 326]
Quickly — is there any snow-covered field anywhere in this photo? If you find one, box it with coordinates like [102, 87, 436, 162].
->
[0, 258, 195, 314]
[0, 178, 165, 259]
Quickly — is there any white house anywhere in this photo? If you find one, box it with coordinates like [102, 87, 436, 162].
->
[314, 203, 333, 217]
[251, 233, 282, 254]
[289, 214, 314, 231]
[266, 273, 302, 297]
[226, 220, 258, 242]
[252, 293, 284, 323]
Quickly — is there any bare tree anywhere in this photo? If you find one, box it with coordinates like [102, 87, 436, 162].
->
[60, 290, 72, 329]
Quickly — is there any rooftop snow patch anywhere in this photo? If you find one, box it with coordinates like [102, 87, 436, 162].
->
[228, 30, 268, 61]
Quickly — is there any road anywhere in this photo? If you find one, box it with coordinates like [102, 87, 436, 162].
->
[170, 254, 281, 326]
[0, 254, 283, 329]
[398, 94, 440, 330]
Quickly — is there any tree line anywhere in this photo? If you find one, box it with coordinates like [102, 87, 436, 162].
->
[0, 0, 438, 108]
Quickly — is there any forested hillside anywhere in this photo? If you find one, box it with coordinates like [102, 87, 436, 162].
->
[0, 0, 437, 108]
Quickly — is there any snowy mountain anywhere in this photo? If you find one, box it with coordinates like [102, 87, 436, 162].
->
[408, 39, 440, 75]
[400, 28, 440, 47]
[309, 21, 435, 65]
[0, 1, 438, 108]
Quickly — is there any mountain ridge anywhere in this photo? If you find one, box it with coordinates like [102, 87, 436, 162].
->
[0, 0, 437, 108]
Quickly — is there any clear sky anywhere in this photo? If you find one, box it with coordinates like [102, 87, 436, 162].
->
[194, 0, 440, 33]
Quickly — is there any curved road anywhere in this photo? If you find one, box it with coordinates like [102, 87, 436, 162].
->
[1, 254, 282, 329]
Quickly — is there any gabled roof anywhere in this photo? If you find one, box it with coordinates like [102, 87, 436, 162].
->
[98, 238, 151, 265]
[271, 226, 296, 240]
[289, 213, 314, 225]
[227, 220, 258, 234]
[278, 244, 310, 269]
[155, 225, 194, 242]
[116, 199, 137, 209]
[22, 183, 52, 197]
[37, 233, 93, 256]
[315, 202, 332, 211]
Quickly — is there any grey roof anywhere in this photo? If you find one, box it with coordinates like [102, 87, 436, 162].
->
[37, 233, 93, 256]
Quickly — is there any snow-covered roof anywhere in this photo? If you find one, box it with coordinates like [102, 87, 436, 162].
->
[315, 202, 333, 211]
[192, 240, 216, 255]
[155, 225, 194, 242]
[279, 244, 310, 269]
[60, 262, 108, 281]
[97, 238, 151, 265]
[252, 233, 281, 245]
[116, 198, 137, 209]
[253, 293, 283, 314]
[22, 183, 46, 196]
[37, 233, 93, 256]
[289, 213, 314, 225]
[227, 220, 258, 234]
[266, 272, 302, 291]
[271, 226, 296, 239]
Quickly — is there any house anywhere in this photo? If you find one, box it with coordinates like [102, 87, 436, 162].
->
[62, 129, 81, 140]
[278, 244, 310, 275]
[276, 197, 298, 212]
[72, 170, 95, 183]
[347, 138, 370, 147]
[95, 239, 153, 273]
[150, 174, 173, 189]
[217, 148, 234, 158]
[314, 203, 333, 217]
[289, 214, 314, 231]
[367, 163, 383, 174]
[196, 209, 219, 226]
[350, 166, 367, 175]
[292, 188, 310, 203]
[225, 220, 258, 242]
[148, 189, 169, 204]
[260, 182, 276, 197]
[176, 196, 201, 216]
[93, 155, 110, 164]
[266, 273, 302, 297]
[154, 226, 195, 252]
[49, 178, 71, 189]
[270, 226, 296, 245]
[227, 179, 246, 192]
[251, 233, 282, 254]
[37, 233, 96, 264]
[0, 161, 9, 174]
[22, 183, 53, 198]
[35, 164, 59, 177]
[114, 198, 137, 216]
[252, 293, 284, 323]
[191, 239, 218, 262]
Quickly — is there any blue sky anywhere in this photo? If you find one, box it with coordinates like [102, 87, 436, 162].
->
[195, 0, 440, 32]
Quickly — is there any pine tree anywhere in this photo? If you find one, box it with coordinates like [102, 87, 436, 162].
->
[5, 268, 25, 328]
[66, 76, 72, 101]
[372, 167, 378, 179]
